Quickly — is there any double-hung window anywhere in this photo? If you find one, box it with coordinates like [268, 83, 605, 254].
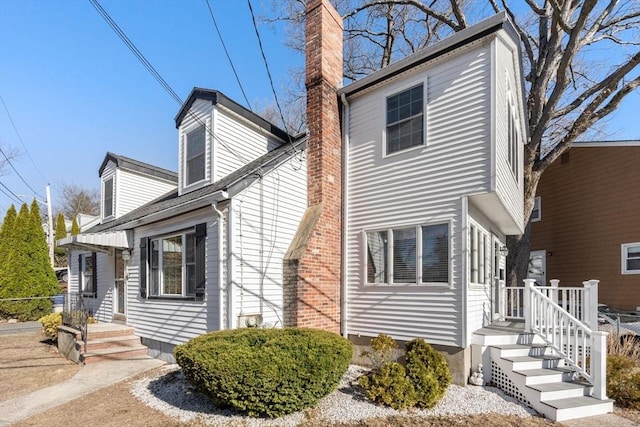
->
[469, 223, 489, 285]
[622, 243, 640, 274]
[103, 177, 114, 218]
[140, 223, 207, 300]
[80, 253, 97, 297]
[386, 84, 424, 155]
[366, 223, 449, 285]
[530, 197, 541, 222]
[507, 82, 520, 181]
[185, 126, 206, 186]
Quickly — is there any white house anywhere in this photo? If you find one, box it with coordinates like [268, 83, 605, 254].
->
[60, 88, 307, 361]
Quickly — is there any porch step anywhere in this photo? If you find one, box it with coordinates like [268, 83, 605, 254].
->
[80, 323, 149, 364]
[484, 341, 612, 421]
[84, 335, 142, 352]
[82, 345, 149, 365]
[541, 396, 614, 422]
[86, 324, 136, 340]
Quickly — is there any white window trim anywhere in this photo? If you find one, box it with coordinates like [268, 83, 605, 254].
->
[102, 176, 115, 220]
[363, 221, 451, 287]
[181, 117, 211, 191]
[382, 81, 427, 159]
[80, 253, 96, 297]
[469, 220, 490, 287]
[506, 78, 520, 183]
[531, 196, 541, 222]
[622, 242, 640, 275]
[149, 230, 197, 297]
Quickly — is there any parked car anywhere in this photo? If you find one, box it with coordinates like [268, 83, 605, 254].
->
[54, 268, 68, 283]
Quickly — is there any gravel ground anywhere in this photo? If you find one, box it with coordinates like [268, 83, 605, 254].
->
[131, 365, 537, 426]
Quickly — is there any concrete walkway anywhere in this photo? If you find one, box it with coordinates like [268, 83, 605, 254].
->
[561, 413, 639, 426]
[0, 356, 164, 426]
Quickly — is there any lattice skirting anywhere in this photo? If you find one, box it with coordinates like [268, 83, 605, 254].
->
[491, 361, 531, 406]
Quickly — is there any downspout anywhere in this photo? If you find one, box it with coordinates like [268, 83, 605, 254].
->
[340, 93, 349, 338]
[212, 201, 225, 330]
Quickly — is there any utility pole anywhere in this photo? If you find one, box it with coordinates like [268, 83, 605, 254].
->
[46, 184, 54, 267]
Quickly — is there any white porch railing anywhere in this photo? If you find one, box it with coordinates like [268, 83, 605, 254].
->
[522, 278, 608, 400]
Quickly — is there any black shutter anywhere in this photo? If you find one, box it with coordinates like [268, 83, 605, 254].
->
[194, 223, 207, 301]
[139, 238, 147, 298]
[91, 252, 97, 295]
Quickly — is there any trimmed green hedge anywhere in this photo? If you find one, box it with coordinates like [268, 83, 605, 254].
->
[174, 328, 352, 418]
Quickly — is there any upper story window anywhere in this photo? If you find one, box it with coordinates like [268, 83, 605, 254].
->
[366, 222, 449, 285]
[622, 243, 640, 274]
[531, 197, 541, 222]
[507, 82, 520, 182]
[103, 177, 114, 218]
[386, 84, 424, 155]
[186, 126, 206, 186]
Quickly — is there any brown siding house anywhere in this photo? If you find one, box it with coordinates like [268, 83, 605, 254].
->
[530, 141, 640, 311]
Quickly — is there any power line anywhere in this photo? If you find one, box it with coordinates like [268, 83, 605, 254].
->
[246, 0, 299, 155]
[0, 146, 44, 199]
[89, 0, 251, 165]
[88, 0, 182, 105]
[0, 181, 23, 205]
[0, 93, 48, 193]
[204, 0, 252, 110]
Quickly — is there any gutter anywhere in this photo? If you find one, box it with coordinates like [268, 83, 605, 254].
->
[340, 93, 350, 338]
[212, 200, 226, 330]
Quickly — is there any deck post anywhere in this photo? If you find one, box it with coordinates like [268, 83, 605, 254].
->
[591, 330, 608, 399]
[549, 279, 559, 306]
[583, 279, 599, 329]
[523, 279, 536, 332]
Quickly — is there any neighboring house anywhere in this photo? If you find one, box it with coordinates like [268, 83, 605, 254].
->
[530, 140, 640, 311]
[59, 88, 307, 360]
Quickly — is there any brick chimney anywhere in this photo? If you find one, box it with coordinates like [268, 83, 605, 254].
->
[283, 0, 343, 333]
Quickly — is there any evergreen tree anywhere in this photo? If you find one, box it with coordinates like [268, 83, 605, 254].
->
[0, 205, 18, 297]
[54, 213, 67, 267]
[71, 216, 80, 235]
[0, 202, 59, 320]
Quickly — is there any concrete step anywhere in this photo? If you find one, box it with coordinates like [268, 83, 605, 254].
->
[86, 324, 135, 340]
[82, 345, 149, 364]
[541, 396, 614, 422]
[84, 335, 141, 352]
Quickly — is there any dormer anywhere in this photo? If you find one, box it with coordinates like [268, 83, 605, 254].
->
[98, 153, 178, 222]
[174, 88, 291, 195]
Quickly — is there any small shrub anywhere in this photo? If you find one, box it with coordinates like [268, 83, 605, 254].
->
[405, 338, 451, 408]
[358, 335, 451, 410]
[608, 354, 640, 410]
[38, 312, 62, 340]
[358, 362, 418, 410]
[174, 328, 352, 418]
[361, 333, 397, 369]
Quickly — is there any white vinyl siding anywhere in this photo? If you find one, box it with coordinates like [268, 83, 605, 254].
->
[69, 250, 114, 323]
[177, 100, 283, 195]
[493, 38, 524, 229]
[346, 45, 492, 347]
[127, 208, 220, 346]
[227, 153, 307, 328]
[115, 168, 176, 218]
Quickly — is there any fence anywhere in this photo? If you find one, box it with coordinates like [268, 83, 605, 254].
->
[62, 292, 89, 352]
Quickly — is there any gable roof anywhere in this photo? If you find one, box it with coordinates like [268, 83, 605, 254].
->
[175, 88, 292, 143]
[98, 152, 178, 184]
[339, 12, 520, 98]
[88, 136, 307, 233]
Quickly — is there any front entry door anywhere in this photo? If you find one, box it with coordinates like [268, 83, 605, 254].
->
[491, 236, 506, 321]
[528, 250, 546, 286]
[114, 249, 125, 318]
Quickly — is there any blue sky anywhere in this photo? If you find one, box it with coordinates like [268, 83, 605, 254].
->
[0, 0, 638, 219]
